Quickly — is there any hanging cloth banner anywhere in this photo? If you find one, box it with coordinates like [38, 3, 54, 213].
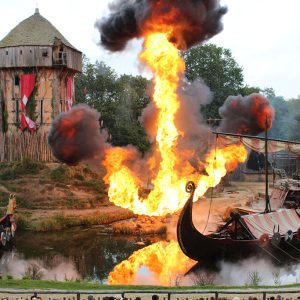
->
[20, 74, 35, 111]
[20, 114, 36, 132]
[66, 75, 74, 111]
[217, 135, 300, 156]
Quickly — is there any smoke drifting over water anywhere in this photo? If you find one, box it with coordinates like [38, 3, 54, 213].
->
[0, 251, 80, 281]
[218, 93, 275, 135]
[184, 257, 300, 286]
[48, 104, 107, 165]
[97, 0, 227, 51]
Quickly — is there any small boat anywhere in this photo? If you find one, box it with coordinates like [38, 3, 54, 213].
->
[177, 121, 300, 263]
[0, 194, 17, 247]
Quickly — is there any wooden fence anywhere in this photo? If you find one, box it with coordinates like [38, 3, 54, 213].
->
[0, 131, 54, 162]
[0, 288, 300, 300]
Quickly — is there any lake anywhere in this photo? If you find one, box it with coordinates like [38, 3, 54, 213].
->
[0, 228, 162, 283]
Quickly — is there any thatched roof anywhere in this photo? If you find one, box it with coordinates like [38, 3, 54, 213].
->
[0, 8, 77, 49]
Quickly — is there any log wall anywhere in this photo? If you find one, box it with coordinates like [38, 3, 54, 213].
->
[0, 131, 54, 162]
[0, 45, 82, 72]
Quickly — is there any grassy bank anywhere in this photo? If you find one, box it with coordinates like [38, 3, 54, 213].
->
[15, 210, 135, 232]
[0, 159, 168, 235]
[0, 279, 300, 291]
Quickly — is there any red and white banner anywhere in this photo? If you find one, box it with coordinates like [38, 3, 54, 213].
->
[241, 209, 300, 239]
[20, 74, 35, 111]
[20, 114, 36, 132]
[217, 135, 300, 156]
[20, 74, 36, 131]
[66, 75, 73, 111]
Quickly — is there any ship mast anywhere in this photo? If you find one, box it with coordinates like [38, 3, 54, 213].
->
[212, 129, 300, 212]
[264, 116, 271, 213]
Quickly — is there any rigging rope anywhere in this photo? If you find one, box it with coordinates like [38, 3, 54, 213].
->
[202, 134, 218, 234]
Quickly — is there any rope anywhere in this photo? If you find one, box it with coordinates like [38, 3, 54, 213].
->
[285, 239, 300, 255]
[202, 188, 213, 234]
[271, 242, 300, 262]
[202, 134, 218, 234]
[240, 220, 283, 263]
[241, 215, 300, 262]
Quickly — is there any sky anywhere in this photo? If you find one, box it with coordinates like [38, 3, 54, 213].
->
[0, 0, 299, 99]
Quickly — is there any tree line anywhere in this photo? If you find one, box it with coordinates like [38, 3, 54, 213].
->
[75, 44, 300, 151]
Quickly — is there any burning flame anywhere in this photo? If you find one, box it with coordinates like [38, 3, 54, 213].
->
[103, 32, 248, 216]
[108, 241, 196, 286]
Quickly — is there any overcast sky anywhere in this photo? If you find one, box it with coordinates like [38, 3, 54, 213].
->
[0, 0, 299, 99]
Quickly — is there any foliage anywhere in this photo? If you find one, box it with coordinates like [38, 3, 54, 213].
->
[272, 270, 282, 286]
[31, 210, 135, 232]
[287, 95, 300, 141]
[192, 270, 216, 286]
[245, 271, 262, 286]
[0, 158, 45, 180]
[183, 44, 244, 118]
[49, 163, 106, 196]
[25, 83, 38, 123]
[23, 263, 43, 280]
[75, 58, 150, 153]
[15, 213, 31, 231]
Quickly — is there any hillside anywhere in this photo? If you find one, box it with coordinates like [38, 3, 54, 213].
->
[0, 159, 168, 234]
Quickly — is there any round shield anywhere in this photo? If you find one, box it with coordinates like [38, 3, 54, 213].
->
[271, 232, 282, 246]
[259, 233, 269, 247]
[0, 231, 7, 246]
[284, 229, 293, 242]
[5, 228, 11, 242]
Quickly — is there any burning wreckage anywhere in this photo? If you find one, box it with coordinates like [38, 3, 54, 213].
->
[48, 0, 300, 273]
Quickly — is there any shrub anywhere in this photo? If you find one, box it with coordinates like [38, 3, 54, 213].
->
[50, 165, 67, 182]
[0, 158, 45, 180]
[15, 213, 31, 231]
[245, 271, 262, 286]
[192, 270, 215, 286]
[23, 262, 43, 280]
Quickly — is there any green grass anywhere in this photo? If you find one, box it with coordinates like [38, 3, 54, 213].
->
[0, 279, 299, 290]
[15, 212, 32, 231]
[0, 158, 45, 180]
[30, 210, 135, 232]
[49, 164, 106, 195]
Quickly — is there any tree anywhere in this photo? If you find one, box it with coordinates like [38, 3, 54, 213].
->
[182, 44, 244, 118]
[75, 59, 150, 152]
[287, 95, 300, 141]
[261, 88, 289, 140]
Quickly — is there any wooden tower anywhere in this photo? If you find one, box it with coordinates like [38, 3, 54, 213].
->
[0, 8, 82, 132]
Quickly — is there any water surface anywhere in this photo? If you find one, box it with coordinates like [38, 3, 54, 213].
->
[0, 228, 161, 282]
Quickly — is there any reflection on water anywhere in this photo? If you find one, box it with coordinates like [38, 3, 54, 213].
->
[0, 228, 162, 282]
[2, 229, 300, 286]
[108, 240, 196, 286]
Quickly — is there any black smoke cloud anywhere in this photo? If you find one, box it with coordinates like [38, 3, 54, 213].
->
[48, 104, 107, 165]
[97, 0, 227, 51]
[218, 93, 275, 136]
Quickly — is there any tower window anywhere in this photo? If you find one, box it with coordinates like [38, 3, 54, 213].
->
[41, 48, 48, 57]
[20, 50, 22, 55]
[6, 51, 8, 55]
[14, 76, 20, 86]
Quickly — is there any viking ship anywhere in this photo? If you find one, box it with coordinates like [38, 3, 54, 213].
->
[177, 124, 300, 263]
